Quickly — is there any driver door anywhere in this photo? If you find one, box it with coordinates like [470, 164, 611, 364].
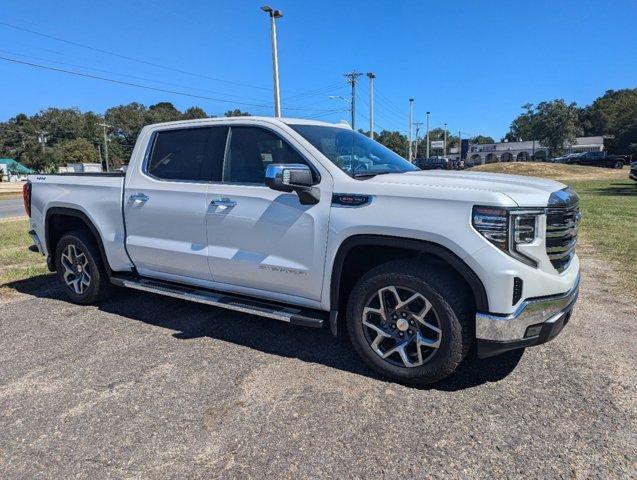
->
[205, 125, 332, 302]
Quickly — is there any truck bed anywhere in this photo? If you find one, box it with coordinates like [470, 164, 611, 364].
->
[27, 172, 133, 272]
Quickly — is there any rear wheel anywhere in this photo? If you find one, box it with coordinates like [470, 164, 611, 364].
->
[346, 260, 473, 385]
[614, 161, 623, 169]
[55, 230, 111, 304]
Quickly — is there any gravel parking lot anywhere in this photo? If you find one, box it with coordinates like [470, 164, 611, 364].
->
[1, 247, 635, 479]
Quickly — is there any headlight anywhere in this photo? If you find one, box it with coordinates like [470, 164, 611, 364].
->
[472, 206, 542, 267]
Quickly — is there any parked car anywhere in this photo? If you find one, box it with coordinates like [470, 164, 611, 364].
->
[24, 117, 581, 385]
[629, 162, 637, 182]
[414, 157, 451, 170]
[566, 151, 624, 168]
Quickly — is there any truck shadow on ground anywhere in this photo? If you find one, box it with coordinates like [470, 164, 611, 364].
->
[587, 182, 637, 197]
[7, 275, 523, 392]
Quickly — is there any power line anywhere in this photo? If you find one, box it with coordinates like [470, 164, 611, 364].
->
[0, 21, 276, 92]
[0, 49, 273, 103]
[1, 21, 359, 111]
[0, 55, 340, 112]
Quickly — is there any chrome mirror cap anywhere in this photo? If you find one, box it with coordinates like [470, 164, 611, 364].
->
[265, 163, 313, 192]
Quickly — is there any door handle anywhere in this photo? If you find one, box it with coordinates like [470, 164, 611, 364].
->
[210, 197, 236, 208]
[129, 193, 149, 202]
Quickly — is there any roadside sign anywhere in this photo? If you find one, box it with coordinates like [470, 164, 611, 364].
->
[431, 140, 444, 149]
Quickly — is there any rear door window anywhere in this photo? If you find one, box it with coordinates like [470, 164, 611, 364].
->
[147, 126, 228, 182]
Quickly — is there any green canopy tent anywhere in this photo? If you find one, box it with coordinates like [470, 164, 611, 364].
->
[0, 158, 35, 177]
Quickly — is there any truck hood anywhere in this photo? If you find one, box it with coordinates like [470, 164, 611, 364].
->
[364, 170, 566, 207]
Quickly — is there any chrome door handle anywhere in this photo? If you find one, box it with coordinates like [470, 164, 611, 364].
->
[210, 197, 236, 207]
[129, 193, 149, 202]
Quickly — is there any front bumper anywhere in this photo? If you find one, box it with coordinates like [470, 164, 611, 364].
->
[475, 275, 579, 358]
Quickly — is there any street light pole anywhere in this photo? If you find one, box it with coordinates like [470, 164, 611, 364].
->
[367, 72, 375, 138]
[99, 123, 111, 172]
[425, 112, 430, 158]
[408, 98, 414, 161]
[261, 6, 283, 118]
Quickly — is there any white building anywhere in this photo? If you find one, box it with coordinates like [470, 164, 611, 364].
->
[467, 136, 604, 164]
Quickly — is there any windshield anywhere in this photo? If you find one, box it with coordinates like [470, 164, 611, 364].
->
[289, 124, 418, 177]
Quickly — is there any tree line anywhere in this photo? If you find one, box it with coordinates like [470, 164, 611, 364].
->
[0, 87, 634, 172]
[0, 103, 249, 172]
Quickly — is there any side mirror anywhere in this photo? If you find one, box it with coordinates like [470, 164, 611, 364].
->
[265, 163, 313, 192]
[265, 163, 319, 205]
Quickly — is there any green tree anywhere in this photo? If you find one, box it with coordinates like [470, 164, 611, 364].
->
[50, 138, 99, 169]
[533, 100, 581, 157]
[147, 102, 182, 124]
[375, 130, 408, 157]
[504, 103, 537, 142]
[183, 106, 209, 119]
[104, 103, 148, 158]
[581, 88, 637, 153]
[470, 135, 495, 144]
[505, 100, 581, 156]
[224, 109, 251, 117]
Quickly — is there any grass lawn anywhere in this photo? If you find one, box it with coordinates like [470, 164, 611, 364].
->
[476, 162, 636, 289]
[0, 217, 48, 298]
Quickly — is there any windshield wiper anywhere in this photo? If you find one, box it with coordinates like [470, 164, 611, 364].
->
[353, 171, 400, 179]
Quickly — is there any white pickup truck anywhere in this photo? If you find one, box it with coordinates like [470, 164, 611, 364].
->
[24, 117, 580, 384]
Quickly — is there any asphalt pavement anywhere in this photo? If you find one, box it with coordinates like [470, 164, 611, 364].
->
[0, 249, 635, 479]
[0, 198, 25, 219]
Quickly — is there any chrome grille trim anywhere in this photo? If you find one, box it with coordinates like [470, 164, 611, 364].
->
[546, 188, 580, 273]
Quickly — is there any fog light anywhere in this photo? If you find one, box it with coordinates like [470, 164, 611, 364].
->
[525, 324, 543, 337]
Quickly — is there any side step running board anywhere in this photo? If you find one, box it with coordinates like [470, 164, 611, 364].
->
[110, 275, 326, 328]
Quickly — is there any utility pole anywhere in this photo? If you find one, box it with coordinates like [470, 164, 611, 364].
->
[408, 98, 414, 161]
[345, 71, 362, 130]
[99, 123, 111, 172]
[458, 130, 462, 161]
[425, 112, 430, 158]
[413, 121, 423, 158]
[261, 5, 283, 117]
[366, 72, 375, 138]
[443, 122, 447, 157]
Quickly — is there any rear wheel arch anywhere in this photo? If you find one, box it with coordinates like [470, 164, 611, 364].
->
[330, 235, 489, 316]
[45, 207, 111, 275]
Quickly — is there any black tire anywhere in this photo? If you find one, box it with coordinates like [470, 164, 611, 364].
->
[346, 260, 473, 385]
[614, 161, 623, 169]
[54, 230, 112, 304]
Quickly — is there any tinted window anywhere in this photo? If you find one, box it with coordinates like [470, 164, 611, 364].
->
[147, 126, 227, 181]
[222, 126, 308, 184]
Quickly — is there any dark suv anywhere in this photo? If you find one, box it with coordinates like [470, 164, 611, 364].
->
[567, 151, 624, 168]
[414, 157, 451, 170]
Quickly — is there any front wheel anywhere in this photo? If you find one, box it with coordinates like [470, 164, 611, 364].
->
[55, 230, 112, 304]
[346, 261, 473, 385]
[614, 161, 623, 169]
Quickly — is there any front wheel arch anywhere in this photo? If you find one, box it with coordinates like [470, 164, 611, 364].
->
[330, 235, 488, 321]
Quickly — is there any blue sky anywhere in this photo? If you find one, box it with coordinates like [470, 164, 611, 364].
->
[1, 0, 635, 139]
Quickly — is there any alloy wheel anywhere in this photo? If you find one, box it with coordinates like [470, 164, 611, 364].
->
[361, 285, 442, 368]
[60, 244, 91, 294]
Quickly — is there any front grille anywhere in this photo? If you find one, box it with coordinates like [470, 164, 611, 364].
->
[545, 203, 580, 272]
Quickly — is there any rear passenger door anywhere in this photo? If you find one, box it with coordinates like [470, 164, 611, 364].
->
[124, 125, 227, 284]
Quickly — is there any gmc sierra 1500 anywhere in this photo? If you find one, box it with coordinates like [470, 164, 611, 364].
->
[24, 117, 580, 384]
